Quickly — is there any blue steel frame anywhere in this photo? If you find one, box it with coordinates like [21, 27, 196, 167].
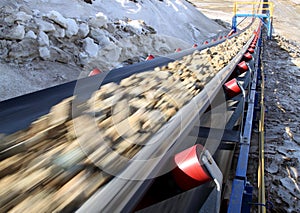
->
[227, 29, 262, 212]
[232, 14, 272, 39]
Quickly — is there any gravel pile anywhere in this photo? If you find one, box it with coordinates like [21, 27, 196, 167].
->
[0, 5, 189, 72]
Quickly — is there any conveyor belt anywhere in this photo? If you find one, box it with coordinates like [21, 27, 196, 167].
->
[0, 18, 259, 213]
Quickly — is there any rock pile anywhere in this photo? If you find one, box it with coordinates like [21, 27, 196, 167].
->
[0, 25, 257, 212]
[0, 5, 164, 70]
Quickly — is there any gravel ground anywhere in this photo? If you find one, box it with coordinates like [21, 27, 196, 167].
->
[262, 35, 300, 212]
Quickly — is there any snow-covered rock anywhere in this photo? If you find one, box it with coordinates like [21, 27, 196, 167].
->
[50, 46, 72, 64]
[88, 12, 108, 28]
[39, 46, 51, 60]
[38, 31, 50, 46]
[15, 11, 33, 23]
[25, 30, 37, 39]
[0, 25, 25, 40]
[9, 38, 38, 59]
[35, 18, 56, 32]
[99, 42, 121, 62]
[78, 23, 90, 38]
[46, 10, 68, 28]
[79, 52, 89, 65]
[65, 18, 79, 38]
[89, 28, 110, 46]
[83, 37, 99, 58]
[52, 25, 65, 38]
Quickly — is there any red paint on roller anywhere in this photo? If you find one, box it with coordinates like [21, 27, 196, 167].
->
[173, 144, 211, 191]
[248, 47, 255, 54]
[175, 48, 182, 52]
[237, 61, 249, 74]
[88, 68, 101, 76]
[224, 78, 242, 98]
[250, 44, 256, 49]
[228, 29, 235, 36]
[243, 52, 253, 61]
[146, 54, 155, 60]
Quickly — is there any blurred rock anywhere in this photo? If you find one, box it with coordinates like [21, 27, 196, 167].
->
[65, 18, 79, 38]
[83, 37, 99, 58]
[39, 46, 51, 60]
[25, 30, 37, 39]
[9, 38, 38, 60]
[46, 10, 68, 28]
[35, 18, 56, 32]
[88, 12, 108, 28]
[52, 25, 65, 38]
[89, 27, 110, 46]
[38, 31, 49, 46]
[78, 23, 89, 38]
[0, 25, 25, 40]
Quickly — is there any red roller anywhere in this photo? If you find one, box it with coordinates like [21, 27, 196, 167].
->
[224, 78, 242, 98]
[146, 54, 155, 60]
[237, 61, 249, 74]
[193, 43, 198, 48]
[227, 29, 235, 36]
[172, 144, 211, 191]
[243, 52, 253, 61]
[248, 47, 255, 54]
[250, 44, 256, 49]
[175, 48, 182, 52]
[88, 68, 101, 76]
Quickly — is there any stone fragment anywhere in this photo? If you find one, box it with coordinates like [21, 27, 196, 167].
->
[99, 42, 121, 62]
[83, 37, 99, 58]
[88, 12, 108, 28]
[266, 161, 279, 174]
[9, 38, 38, 59]
[79, 52, 89, 65]
[0, 25, 25, 40]
[35, 18, 56, 32]
[15, 11, 33, 23]
[38, 31, 50, 46]
[89, 28, 110, 46]
[50, 46, 72, 64]
[46, 10, 68, 28]
[39, 47, 51, 60]
[65, 18, 79, 38]
[25, 30, 37, 39]
[52, 25, 65, 38]
[78, 23, 89, 38]
[48, 97, 73, 126]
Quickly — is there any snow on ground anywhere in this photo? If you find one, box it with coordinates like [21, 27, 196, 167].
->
[0, 0, 225, 101]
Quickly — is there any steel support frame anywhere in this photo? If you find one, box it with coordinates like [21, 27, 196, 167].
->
[232, 14, 272, 39]
[227, 29, 262, 213]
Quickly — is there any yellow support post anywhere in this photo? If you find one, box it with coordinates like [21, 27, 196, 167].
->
[258, 43, 266, 213]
